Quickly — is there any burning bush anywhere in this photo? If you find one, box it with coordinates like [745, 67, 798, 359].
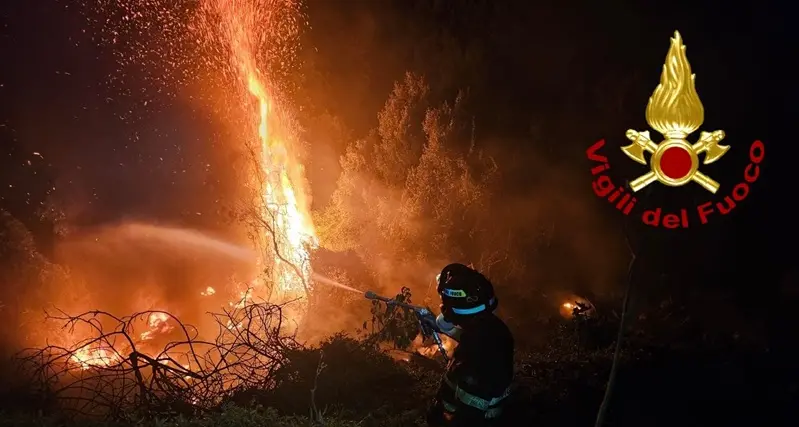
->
[16, 299, 302, 420]
[10, 288, 444, 423]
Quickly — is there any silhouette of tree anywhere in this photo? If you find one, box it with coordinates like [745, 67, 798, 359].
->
[316, 74, 497, 279]
[0, 211, 73, 346]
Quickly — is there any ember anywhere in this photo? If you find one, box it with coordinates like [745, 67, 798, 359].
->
[200, 0, 317, 329]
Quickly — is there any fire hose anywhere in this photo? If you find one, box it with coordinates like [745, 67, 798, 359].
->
[364, 291, 449, 361]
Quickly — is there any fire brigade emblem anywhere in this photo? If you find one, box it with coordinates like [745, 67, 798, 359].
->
[622, 31, 729, 194]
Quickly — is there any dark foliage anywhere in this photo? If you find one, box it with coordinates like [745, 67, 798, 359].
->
[241, 334, 422, 417]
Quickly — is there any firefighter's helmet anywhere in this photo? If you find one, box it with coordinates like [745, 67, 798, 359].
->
[436, 263, 498, 321]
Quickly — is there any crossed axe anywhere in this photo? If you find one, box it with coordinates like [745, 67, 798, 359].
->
[622, 129, 729, 193]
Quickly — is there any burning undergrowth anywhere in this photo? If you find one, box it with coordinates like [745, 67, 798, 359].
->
[17, 300, 300, 419]
[12, 288, 441, 421]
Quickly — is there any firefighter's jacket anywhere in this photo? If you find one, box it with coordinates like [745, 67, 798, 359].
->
[435, 313, 514, 424]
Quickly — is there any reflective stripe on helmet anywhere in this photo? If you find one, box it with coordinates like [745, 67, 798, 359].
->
[452, 304, 485, 315]
[441, 288, 467, 298]
[450, 297, 496, 315]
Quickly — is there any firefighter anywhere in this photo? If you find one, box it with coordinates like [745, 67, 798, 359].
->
[421, 263, 515, 427]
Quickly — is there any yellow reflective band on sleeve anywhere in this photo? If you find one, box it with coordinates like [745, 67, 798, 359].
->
[443, 374, 512, 413]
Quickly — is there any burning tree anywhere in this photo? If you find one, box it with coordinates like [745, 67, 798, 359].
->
[197, 0, 318, 331]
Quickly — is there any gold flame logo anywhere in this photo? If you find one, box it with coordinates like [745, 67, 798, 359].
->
[622, 31, 729, 193]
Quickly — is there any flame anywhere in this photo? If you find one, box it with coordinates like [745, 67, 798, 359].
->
[207, 0, 317, 326]
[646, 31, 705, 138]
[70, 345, 122, 370]
[559, 298, 581, 319]
[140, 312, 173, 341]
[560, 297, 596, 319]
[67, 310, 177, 370]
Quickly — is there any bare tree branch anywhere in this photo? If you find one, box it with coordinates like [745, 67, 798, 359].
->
[17, 298, 302, 421]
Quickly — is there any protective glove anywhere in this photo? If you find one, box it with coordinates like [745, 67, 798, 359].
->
[418, 310, 441, 334]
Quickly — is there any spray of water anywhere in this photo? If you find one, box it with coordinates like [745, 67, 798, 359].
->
[76, 223, 364, 296]
[115, 223, 256, 263]
[120, 225, 365, 298]
[311, 272, 363, 294]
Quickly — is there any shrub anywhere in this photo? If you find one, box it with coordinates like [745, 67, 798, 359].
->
[240, 334, 423, 418]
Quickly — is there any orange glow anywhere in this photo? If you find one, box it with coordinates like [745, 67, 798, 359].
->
[559, 297, 580, 319]
[560, 296, 594, 319]
[413, 334, 456, 359]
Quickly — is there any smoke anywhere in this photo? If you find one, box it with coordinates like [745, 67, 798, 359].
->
[47, 222, 256, 340]
[306, 90, 626, 341]
[0, 217, 244, 349]
[480, 138, 627, 310]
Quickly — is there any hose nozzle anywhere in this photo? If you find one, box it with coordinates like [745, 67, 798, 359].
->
[364, 290, 393, 303]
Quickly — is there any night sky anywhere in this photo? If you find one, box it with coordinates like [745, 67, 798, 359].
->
[0, 0, 796, 327]
[1, 3, 232, 231]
